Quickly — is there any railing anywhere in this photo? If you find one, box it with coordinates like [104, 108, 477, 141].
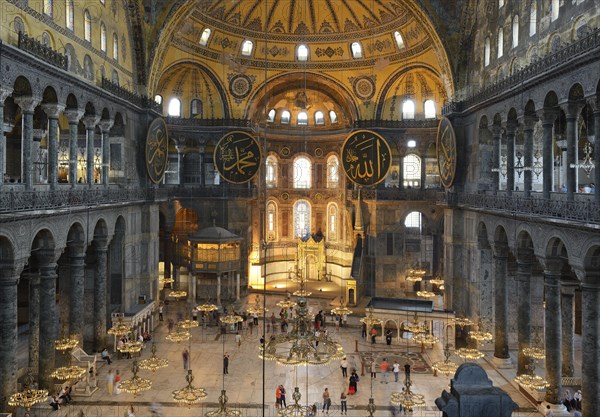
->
[154, 185, 256, 200]
[350, 188, 442, 201]
[18, 32, 67, 71]
[443, 28, 600, 115]
[439, 191, 600, 224]
[166, 116, 253, 127]
[100, 78, 161, 111]
[354, 119, 439, 129]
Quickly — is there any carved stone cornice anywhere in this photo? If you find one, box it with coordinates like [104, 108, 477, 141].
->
[14, 95, 41, 113]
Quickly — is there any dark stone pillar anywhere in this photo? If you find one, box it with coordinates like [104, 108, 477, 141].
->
[538, 110, 557, 199]
[99, 119, 113, 188]
[83, 116, 100, 187]
[398, 156, 404, 190]
[490, 125, 502, 194]
[0, 87, 13, 191]
[543, 258, 563, 404]
[505, 121, 517, 195]
[522, 115, 537, 197]
[94, 239, 109, 351]
[493, 244, 510, 361]
[14, 96, 40, 190]
[69, 246, 86, 344]
[199, 146, 206, 186]
[37, 251, 59, 390]
[564, 105, 579, 201]
[0, 266, 20, 411]
[420, 155, 426, 191]
[176, 143, 185, 186]
[64, 109, 84, 188]
[561, 284, 576, 378]
[581, 280, 600, 417]
[516, 249, 532, 375]
[589, 98, 600, 203]
[26, 272, 40, 369]
[42, 104, 65, 190]
[164, 228, 172, 280]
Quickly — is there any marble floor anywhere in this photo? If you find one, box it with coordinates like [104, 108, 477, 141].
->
[17, 292, 576, 417]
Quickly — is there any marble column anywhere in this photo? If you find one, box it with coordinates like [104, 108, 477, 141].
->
[94, 239, 109, 351]
[163, 228, 172, 280]
[69, 245, 86, 344]
[564, 104, 580, 201]
[493, 244, 510, 362]
[83, 116, 100, 187]
[538, 110, 557, 199]
[560, 283, 576, 378]
[420, 155, 426, 190]
[522, 115, 537, 197]
[236, 272, 240, 301]
[505, 121, 517, 195]
[0, 266, 20, 412]
[199, 146, 205, 186]
[64, 109, 84, 187]
[516, 249, 533, 375]
[99, 119, 113, 188]
[42, 104, 65, 190]
[0, 87, 14, 191]
[37, 250, 59, 390]
[14, 96, 40, 190]
[26, 272, 41, 369]
[176, 143, 185, 186]
[543, 258, 563, 404]
[490, 125, 502, 194]
[589, 98, 600, 203]
[581, 280, 600, 417]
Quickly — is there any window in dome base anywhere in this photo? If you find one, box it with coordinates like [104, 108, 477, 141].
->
[199, 28, 211, 46]
[241, 40, 254, 56]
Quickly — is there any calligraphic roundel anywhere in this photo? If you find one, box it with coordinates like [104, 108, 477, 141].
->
[341, 130, 392, 187]
[145, 118, 169, 184]
[436, 117, 457, 188]
[214, 131, 262, 184]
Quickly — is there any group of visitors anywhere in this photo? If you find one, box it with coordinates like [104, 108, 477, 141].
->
[275, 385, 287, 409]
[105, 369, 122, 396]
[49, 386, 72, 410]
[562, 389, 582, 413]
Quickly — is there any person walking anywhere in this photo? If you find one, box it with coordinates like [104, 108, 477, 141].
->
[158, 304, 163, 321]
[192, 307, 198, 321]
[322, 388, 331, 414]
[114, 370, 121, 395]
[182, 348, 189, 370]
[235, 332, 241, 347]
[371, 327, 377, 344]
[167, 319, 174, 334]
[340, 356, 348, 377]
[106, 369, 115, 396]
[340, 391, 347, 415]
[370, 360, 377, 379]
[385, 329, 393, 345]
[380, 358, 389, 383]
[275, 386, 282, 409]
[279, 385, 287, 407]
[393, 360, 400, 382]
[223, 353, 229, 374]
[348, 371, 358, 395]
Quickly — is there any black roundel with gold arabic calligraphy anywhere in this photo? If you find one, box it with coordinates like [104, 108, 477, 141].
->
[214, 131, 261, 184]
[436, 117, 457, 188]
[145, 118, 169, 184]
[341, 130, 391, 187]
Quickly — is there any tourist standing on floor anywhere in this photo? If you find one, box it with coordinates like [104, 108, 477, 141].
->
[574, 390, 582, 410]
[182, 348, 189, 370]
[235, 332, 241, 347]
[340, 356, 348, 377]
[340, 391, 347, 415]
[192, 307, 198, 321]
[158, 304, 163, 321]
[380, 358, 389, 383]
[348, 370, 358, 394]
[322, 388, 331, 414]
[385, 329, 393, 345]
[114, 370, 121, 395]
[371, 327, 377, 344]
[223, 353, 229, 374]
[279, 385, 287, 407]
[106, 369, 114, 396]
[370, 360, 377, 379]
[393, 360, 400, 382]
[275, 386, 282, 409]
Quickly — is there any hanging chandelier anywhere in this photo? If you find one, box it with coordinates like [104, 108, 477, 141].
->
[178, 319, 200, 329]
[139, 343, 169, 373]
[276, 296, 297, 310]
[54, 336, 79, 352]
[468, 320, 493, 343]
[277, 386, 313, 417]
[455, 347, 484, 361]
[246, 294, 268, 315]
[430, 275, 444, 286]
[390, 376, 425, 412]
[432, 343, 458, 376]
[260, 296, 344, 366]
[107, 317, 132, 337]
[172, 369, 207, 406]
[197, 301, 219, 313]
[403, 313, 426, 334]
[166, 329, 192, 343]
[514, 358, 549, 389]
[522, 334, 545, 360]
[406, 267, 427, 282]
[205, 389, 241, 417]
[8, 371, 48, 411]
[220, 308, 243, 326]
[416, 290, 435, 298]
[360, 306, 383, 327]
[412, 333, 439, 345]
[117, 336, 144, 355]
[331, 297, 353, 316]
[366, 397, 376, 417]
[451, 316, 473, 328]
[50, 364, 86, 381]
[168, 290, 188, 299]
[162, 277, 174, 284]
[118, 360, 152, 398]
[293, 289, 312, 297]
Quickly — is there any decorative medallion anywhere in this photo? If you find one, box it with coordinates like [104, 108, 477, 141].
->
[281, 192, 289, 201]
[314, 192, 323, 201]
[145, 118, 169, 184]
[314, 148, 323, 157]
[341, 130, 391, 187]
[214, 131, 261, 184]
[436, 117, 457, 188]
[280, 146, 291, 157]
[351, 76, 376, 101]
[228, 74, 253, 100]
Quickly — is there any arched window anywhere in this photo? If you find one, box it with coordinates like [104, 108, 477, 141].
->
[294, 200, 311, 238]
[394, 31, 405, 49]
[154, 95, 163, 104]
[241, 40, 253, 56]
[190, 99, 202, 117]
[424, 100, 436, 119]
[351, 42, 363, 59]
[43, 0, 53, 16]
[113, 33, 118, 60]
[484, 37, 491, 66]
[327, 155, 339, 188]
[41, 32, 52, 47]
[111, 70, 119, 85]
[267, 201, 277, 241]
[512, 15, 519, 48]
[328, 203, 338, 241]
[199, 28, 211, 46]
[267, 109, 276, 123]
[84, 10, 92, 42]
[281, 110, 291, 124]
[297, 44, 309, 61]
[168, 98, 181, 117]
[551, 0, 559, 21]
[315, 111, 324, 125]
[298, 111, 308, 126]
[497, 29, 503, 58]
[100, 23, 107, 52]
[83, 55, 94, 80]
[266, 155, 277, 188]
[403, 154, 421, 187]
[66, 0, 74, 30]
[293, 156, 311, 189]
[404, 211, 422, 231]
[529, 3, 537, 36]
[329, 111, 338, 124]
[402, 100, 415, 120]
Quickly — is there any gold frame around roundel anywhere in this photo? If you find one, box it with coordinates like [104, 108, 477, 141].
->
[341, 130, 392, 187]
[436, 117, 457, 188]
[214, 131, 262, 184]
[145, 118, 169, 184]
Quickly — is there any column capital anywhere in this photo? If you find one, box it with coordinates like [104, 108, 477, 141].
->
[14, 95, 41, 113]
[489, 124, 503, 136]
[0, 260, 24, 281]
[504, 119, 519, 134]
[34, 248, 62, 266]
[520, 114, 538, 131]
[587, 95, 600, 113]
[540, 257, 563, 276]
[560, 281, 578, 296]
[98, 119, 114, 133]
[41, 103, 65, 119]
[561, 102, 585, 119]
[93, 236, 110, 251]
[516, 247, 534, 264]
[0, 86, 14, 102]
[493, 242, 509, 258]
[64, 109, 85, 124]
[536, 109, 559, 125]
[82, 115, 101, 129]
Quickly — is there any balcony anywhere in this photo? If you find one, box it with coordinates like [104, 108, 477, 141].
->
[349, 188, 441, 202]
